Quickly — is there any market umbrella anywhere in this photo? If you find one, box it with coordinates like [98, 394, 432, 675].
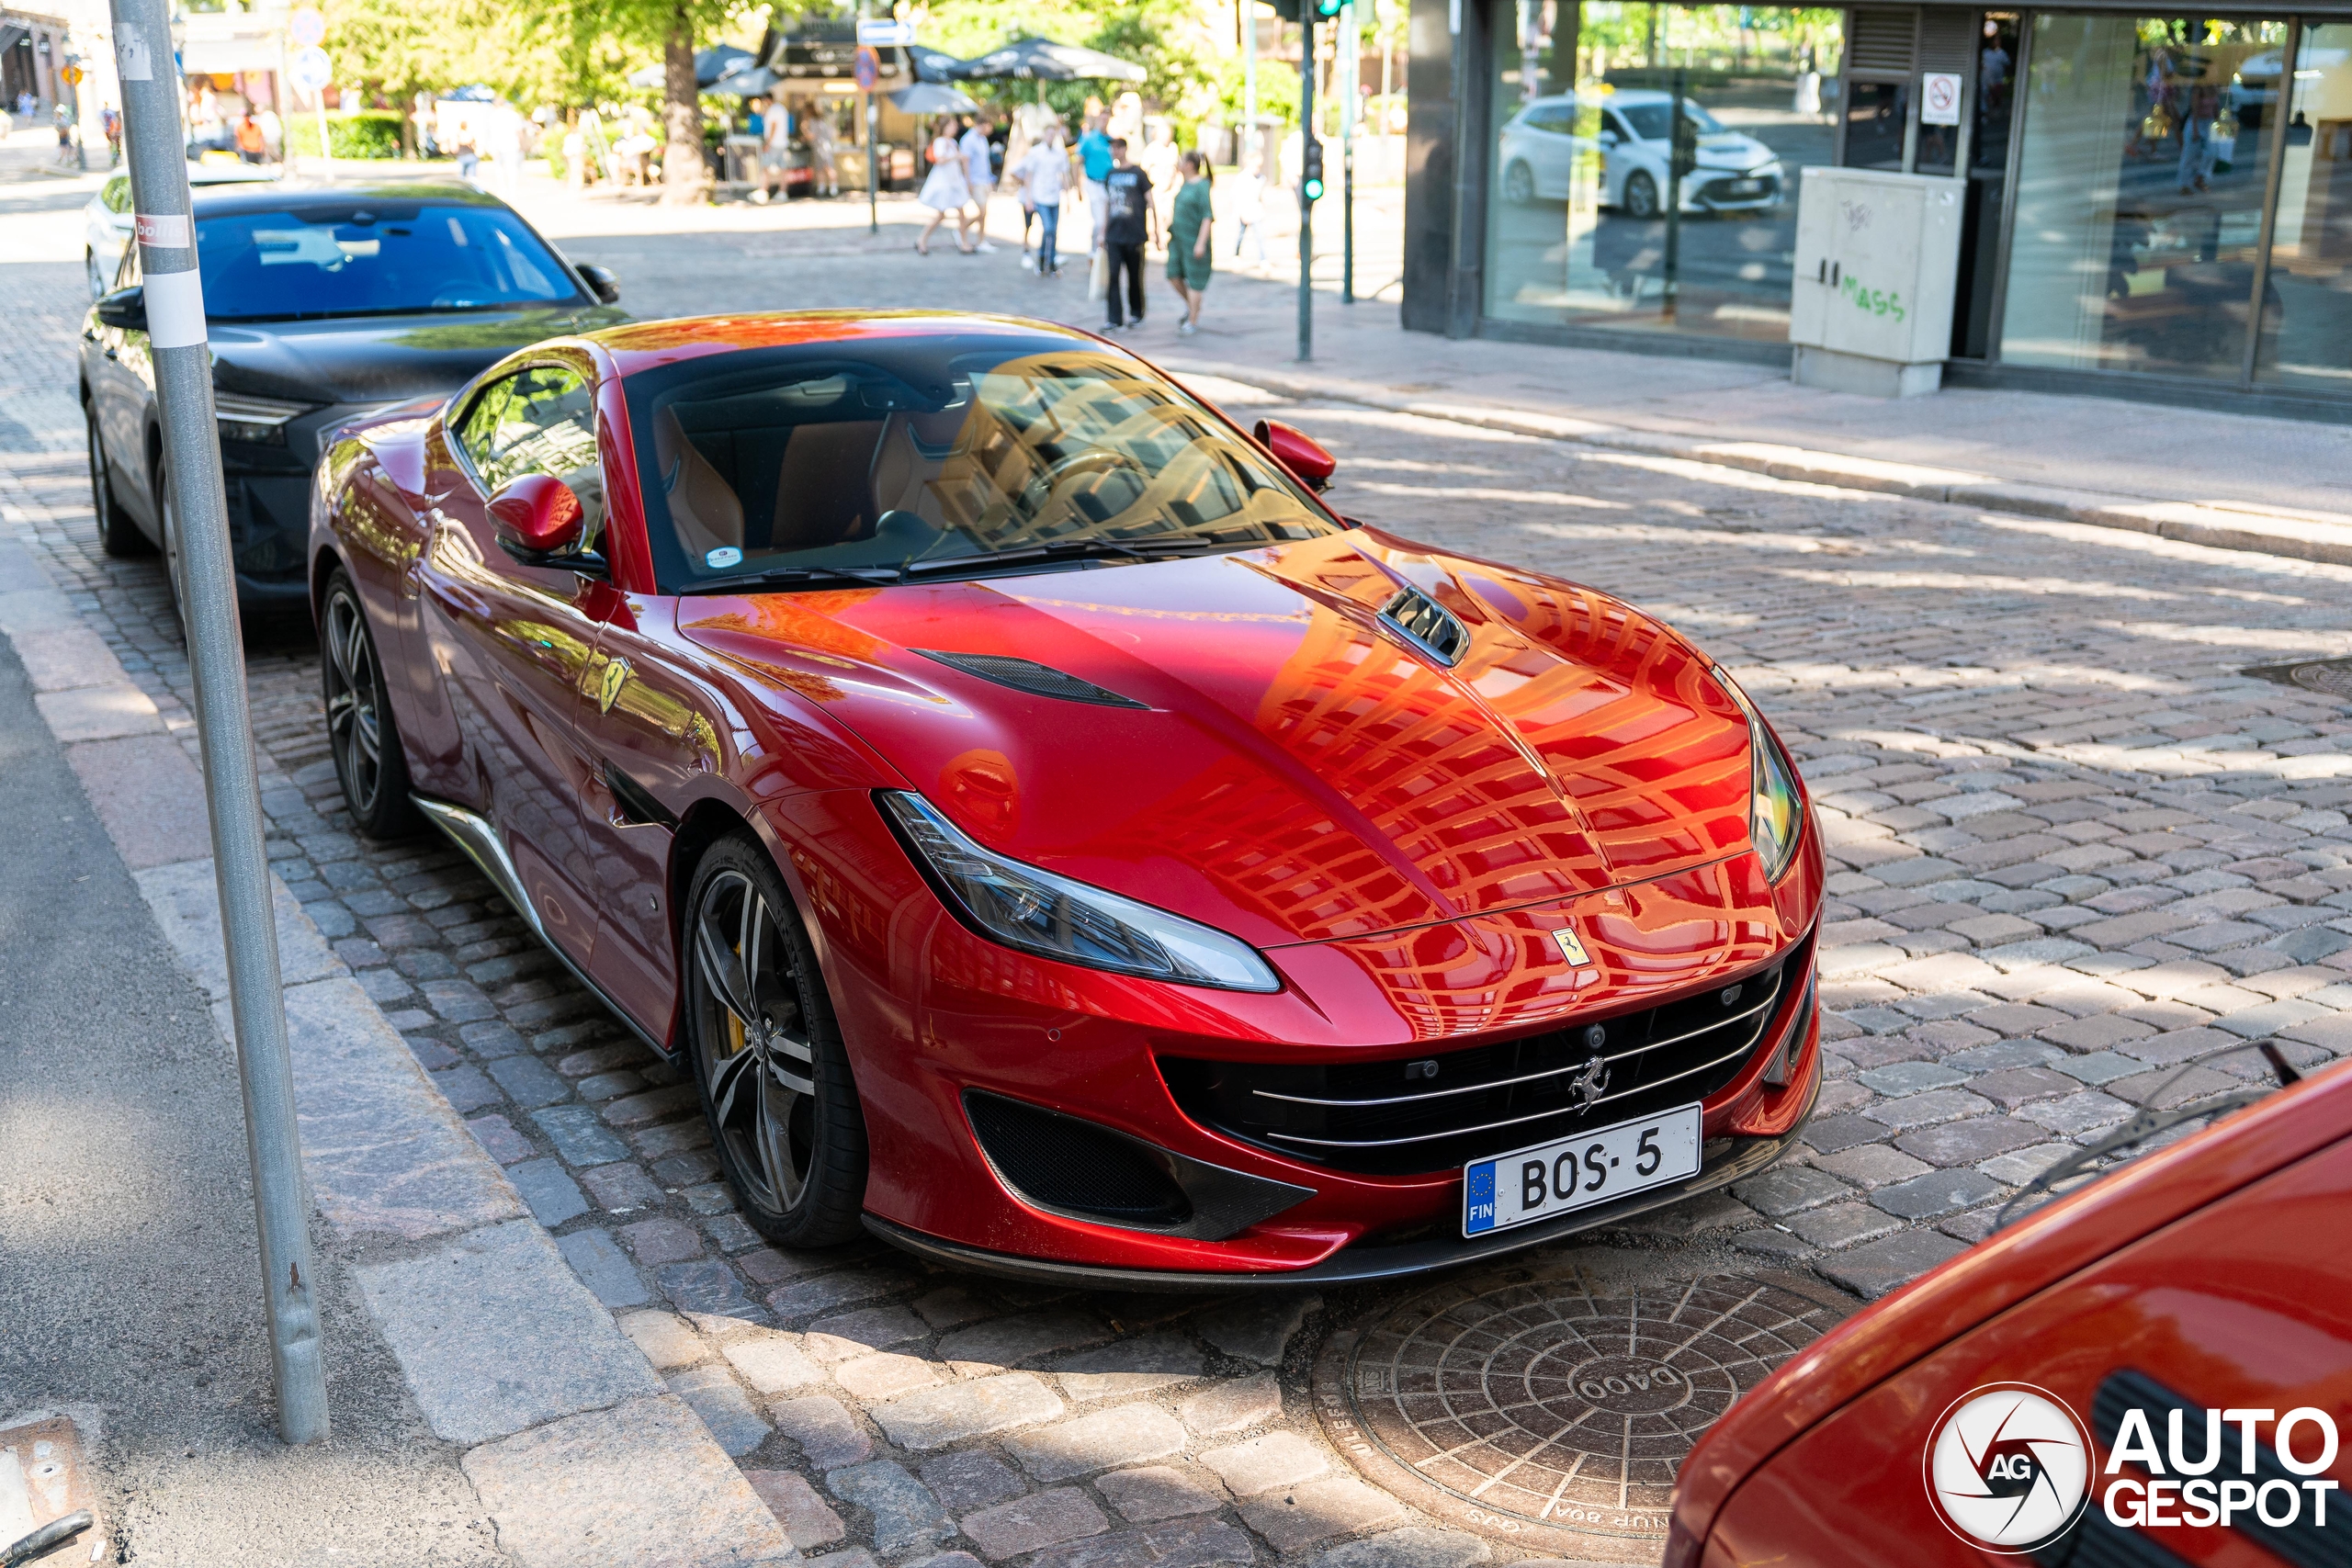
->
[909, 45, 967, 85]
[951, 37, 1145, 84]
[705, 63, 782, 96]
[888, 81, 980, 116]
[628, 45, 758, 91]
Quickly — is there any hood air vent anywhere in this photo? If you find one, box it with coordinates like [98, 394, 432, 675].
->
[915, 649, 1148, 708]
[1380, 586, 1469, 667]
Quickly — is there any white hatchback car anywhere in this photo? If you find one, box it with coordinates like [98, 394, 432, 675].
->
[1498, 90, 1784, 218]
[83, 162, 280, 298]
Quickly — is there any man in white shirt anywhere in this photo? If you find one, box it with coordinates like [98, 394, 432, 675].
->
[1012, 127, 1069, 276]
[960, 116, 998, 254]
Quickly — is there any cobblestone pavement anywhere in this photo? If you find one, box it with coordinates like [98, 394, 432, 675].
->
[11, 188, 2352, 1567]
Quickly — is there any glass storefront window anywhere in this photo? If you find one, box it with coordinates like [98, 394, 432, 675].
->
[2255, 22, 2352, 387]
[1999, 14, 2290, 379]
[1485, 1, 1845, 342]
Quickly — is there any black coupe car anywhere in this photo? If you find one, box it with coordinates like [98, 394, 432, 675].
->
[80, 181, 627, 615]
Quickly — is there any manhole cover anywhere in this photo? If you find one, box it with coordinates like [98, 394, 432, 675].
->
[2245, 656, 2352, 700]
[1316, 1268, 1846, 1559]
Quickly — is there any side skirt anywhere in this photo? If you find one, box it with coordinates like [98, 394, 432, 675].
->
[411, 792, 672, 1057]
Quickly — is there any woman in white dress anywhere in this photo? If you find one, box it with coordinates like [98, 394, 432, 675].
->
[916, 118, 975, 255]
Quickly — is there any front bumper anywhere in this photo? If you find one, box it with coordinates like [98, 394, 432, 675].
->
[866, 1088, 1817, 1291]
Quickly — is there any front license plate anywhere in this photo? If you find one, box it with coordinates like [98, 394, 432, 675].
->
[1463, 1103, 1703, 1235]
[1728, 178, 1764, 194]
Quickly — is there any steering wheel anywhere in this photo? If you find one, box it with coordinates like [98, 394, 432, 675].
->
[1044, 448, 1145, 488]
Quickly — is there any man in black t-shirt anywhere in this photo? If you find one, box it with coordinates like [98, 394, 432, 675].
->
[1100, 139, 1157, 331]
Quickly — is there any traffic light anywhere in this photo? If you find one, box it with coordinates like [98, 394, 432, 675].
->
[1314, 0, 1344, 15]
[1302, 136, 1326, 200]
[1265, 0, 1302, 18]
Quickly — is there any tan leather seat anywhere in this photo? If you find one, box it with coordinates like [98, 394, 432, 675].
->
[653, 406, 743, 558]
[770, 421, 884, 549]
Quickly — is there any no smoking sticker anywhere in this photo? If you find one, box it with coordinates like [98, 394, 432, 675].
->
[1923, 72, 1962, 125]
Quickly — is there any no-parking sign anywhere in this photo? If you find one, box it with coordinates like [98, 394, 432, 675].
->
[853, 45, 879, 92]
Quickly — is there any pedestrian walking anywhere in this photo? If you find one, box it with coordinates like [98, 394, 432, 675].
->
[960, 114, 999, 253]
[808, 111, 838, 197]
[916, 117, 975, 255]
[1100, 137, 1156, 332]
[1165, 152, 1213, 335]
[1077, 113, 1114, 252]
[1231, 152, 1268, 263]
[101, 104, 120, 166]
[1012, 124, 1069, 278]
[233, 110, 266, 164]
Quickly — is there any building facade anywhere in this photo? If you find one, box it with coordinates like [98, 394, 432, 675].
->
[2, 5, 70, 113]
[1405, 0, 2352, 416]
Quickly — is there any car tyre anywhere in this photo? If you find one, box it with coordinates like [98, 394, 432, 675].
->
[1623, 171, 1660, 219]
[685, 832, 868, 1249]
[87, 404, 151, 558]
[1503, 160, 1537, 204]
[321, 567, 419, 839]
[155, 462, 188, 623]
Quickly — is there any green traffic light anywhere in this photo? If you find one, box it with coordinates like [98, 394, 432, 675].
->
[1304, 178, 1325, 198]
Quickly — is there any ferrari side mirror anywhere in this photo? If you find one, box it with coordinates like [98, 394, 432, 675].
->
[1253, 418, 1337, 493]
[489, 473, 593, 568]
[577, 263, 621, 304]
[96, 286, 147, 332]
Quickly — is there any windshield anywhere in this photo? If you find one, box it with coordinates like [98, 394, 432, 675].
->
[1615, 99, 1727, 140]
[194, 202, 582, 321]
[627, 333, 1343, 591]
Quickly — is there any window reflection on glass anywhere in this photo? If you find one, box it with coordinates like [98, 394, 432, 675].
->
[1484, 0, 1844, 342]
[1975, 15, 2021, 172]
[1844, 81, 1910, 169]
[2000, 15, 2287, 380]
[2255, 23, 2352, 387]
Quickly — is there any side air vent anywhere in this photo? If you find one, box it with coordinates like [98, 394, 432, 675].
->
[1381, 586, 1469, 667]
[1848, 6, 1917, 74]
[964, 1091, 1315, 1240]
[915, 649, 1148, 708]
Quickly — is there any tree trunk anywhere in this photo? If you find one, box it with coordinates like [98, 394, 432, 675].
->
[661, 6, 705, 206]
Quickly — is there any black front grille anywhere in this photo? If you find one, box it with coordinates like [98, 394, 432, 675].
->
[1162, 937, 1811, 1176]
[964, 1091, 1191, 1225]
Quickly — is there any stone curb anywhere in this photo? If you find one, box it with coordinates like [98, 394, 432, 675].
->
[0, 535, 796, 1566]
[1158, 357, 2352, 570]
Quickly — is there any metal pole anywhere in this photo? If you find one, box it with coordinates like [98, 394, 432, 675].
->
[1662, 63, 1684, 322]
[1340, 0, 1355, 304]
[865, 93, 878, 234]
[1242, 0, 1255, 176]
[105, 0, 327, 1447]
[1296, 15, 1314, 360]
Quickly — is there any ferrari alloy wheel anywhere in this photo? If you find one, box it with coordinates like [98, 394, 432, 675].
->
[86, 404, 149, 558]
[1623, 171, 1661, 219]
[321, 569, 417, 838]
[686, 834, 867, 1248]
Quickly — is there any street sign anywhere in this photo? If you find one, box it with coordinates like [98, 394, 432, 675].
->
[1921, 71, 1962, 126]
[853, 44, 878, 92]
[289, 45, 332, 93]
[855, 18, 914, 45]
[288, 6, 325, 48]
[60, 62, 83, 85]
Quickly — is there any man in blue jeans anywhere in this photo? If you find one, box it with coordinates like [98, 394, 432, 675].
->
[1100, 138, 1157, 331]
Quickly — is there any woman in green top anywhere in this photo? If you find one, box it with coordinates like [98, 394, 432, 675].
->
[1164, 152, 1214, 337]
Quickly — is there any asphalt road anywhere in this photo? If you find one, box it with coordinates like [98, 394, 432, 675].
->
[0, 631, 503, 1566]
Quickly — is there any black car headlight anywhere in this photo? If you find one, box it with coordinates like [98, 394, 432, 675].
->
[879, 792, 1281, 993]
[213, 389, 314, 447]
[1715, 669, 1806, 883]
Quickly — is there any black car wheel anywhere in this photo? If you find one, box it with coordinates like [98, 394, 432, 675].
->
[86, 404, 150, 558]
[685, 834, 867, 1248]
[156, 464, 187, 623]
[321, 568, 417, 839]
[1623, 171, 1661, 219]
[1503, 160, 1537, 204]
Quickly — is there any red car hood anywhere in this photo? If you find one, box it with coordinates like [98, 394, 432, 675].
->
[679, 528, 1755, 949]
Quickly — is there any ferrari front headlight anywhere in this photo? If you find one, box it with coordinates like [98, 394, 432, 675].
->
[879, 792, 1282, 993]
[1716, 669, 1805, 883]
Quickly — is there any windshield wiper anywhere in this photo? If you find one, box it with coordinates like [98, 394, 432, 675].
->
[679, 564, 905, 593]
[899, 536, 1231, 578]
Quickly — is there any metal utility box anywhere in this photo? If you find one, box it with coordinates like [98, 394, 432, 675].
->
[1789, 166, 1967, 398]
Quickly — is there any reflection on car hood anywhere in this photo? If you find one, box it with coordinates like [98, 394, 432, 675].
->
[206, 305, 628, 406]
[681, 529, 1757, 948]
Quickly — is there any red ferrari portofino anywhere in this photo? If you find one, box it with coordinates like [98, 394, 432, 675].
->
[309, 312, 1824, 1284]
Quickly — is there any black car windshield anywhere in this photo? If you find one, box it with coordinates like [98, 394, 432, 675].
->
[1615, 99, 1727, 140]
[626, 332, 1343, 591]
[194, 203, 581, 321]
